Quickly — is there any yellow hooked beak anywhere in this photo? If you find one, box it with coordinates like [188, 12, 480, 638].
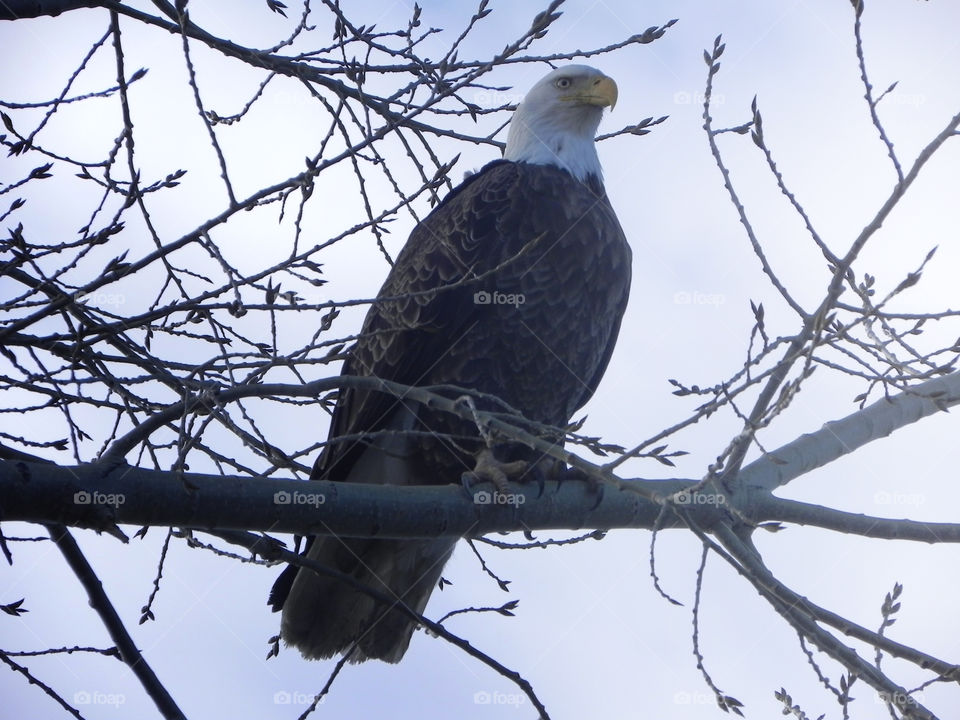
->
[563, 74, 618, 110]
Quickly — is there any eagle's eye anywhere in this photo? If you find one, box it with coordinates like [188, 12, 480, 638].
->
[554, 77, 572, 89]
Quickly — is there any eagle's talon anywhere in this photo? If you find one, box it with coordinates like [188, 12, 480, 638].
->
[465, 448, 528, 493]
[525, 460, 548, 498]
[587, 481, 605, 511]
[460, 471, 479, 497]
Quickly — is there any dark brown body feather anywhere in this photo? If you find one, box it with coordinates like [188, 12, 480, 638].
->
[270, 159, 631, 662]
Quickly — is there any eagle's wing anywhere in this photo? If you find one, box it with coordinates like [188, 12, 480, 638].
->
[316, 160, 630, 482]
[316, 160, 523, 481]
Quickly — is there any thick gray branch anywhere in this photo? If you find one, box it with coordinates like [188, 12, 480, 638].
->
[739, 371, 960, 493]
[0, 459, 696, 537]
[712, 524, 952, 719]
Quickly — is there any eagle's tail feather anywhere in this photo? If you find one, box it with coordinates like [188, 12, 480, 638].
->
[278, 535, 455, 663]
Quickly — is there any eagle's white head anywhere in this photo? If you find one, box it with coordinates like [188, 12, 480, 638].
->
[503, 65, 618, 182]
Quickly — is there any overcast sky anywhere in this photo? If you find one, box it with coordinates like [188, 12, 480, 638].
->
[2, 1, 960, 718]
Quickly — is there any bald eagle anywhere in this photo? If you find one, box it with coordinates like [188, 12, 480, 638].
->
[269, 65, 631, 663]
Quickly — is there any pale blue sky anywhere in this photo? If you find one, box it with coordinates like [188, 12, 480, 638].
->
[2, 1, 959, 718]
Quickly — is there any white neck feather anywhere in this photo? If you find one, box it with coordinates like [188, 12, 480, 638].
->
[503, 101, 604, 182]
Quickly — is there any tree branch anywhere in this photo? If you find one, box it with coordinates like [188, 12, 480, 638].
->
[739, 370, 960, 493]
[0, 0, 99, 20]
[711, 523, 953, 719]
[44, 522, 186, 720]
[0, 458, 690, 537]
[210, 528, 552, 719]
[755, 495, 960, 543]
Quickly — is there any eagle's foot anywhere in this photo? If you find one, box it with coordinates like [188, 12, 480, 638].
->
[461, 448, 528, 493]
